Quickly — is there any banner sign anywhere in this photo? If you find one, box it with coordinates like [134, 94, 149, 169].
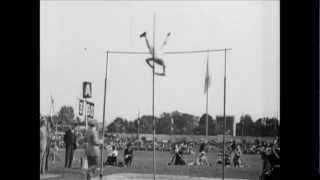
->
[83, 81, 92, 99]
[86, 101, 94, 119]
[79, 99, 84, 116]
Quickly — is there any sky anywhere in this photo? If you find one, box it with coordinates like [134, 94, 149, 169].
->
[40, 1, 280, 125]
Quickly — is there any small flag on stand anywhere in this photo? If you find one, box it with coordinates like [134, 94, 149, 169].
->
[204, 54, 211, 94]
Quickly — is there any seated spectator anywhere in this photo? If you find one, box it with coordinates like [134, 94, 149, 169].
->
[104, 145, 118, 166]
[124, 143, 134, 167]
[168, 144, 186, 166]
[174, 147, 186, 165]
[168, 144, 179, 165]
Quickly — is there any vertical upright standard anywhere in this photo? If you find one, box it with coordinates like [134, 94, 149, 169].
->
[222, 48, 227, 180]
[100, 51, 109, 179]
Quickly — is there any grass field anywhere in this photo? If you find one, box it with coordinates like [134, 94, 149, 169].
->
[43, 149, 262, 180]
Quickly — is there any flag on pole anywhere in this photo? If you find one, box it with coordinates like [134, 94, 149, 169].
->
[204, 54, 211, 94]
[50, 95, 54, 104]
[170, 117, 174, 132]
[50, 95, 54, 116]
[137, 110, 140, 136]
[79, 99, 84, 116]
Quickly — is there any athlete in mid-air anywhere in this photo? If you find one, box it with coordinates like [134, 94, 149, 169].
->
[140, 31, 171, 76]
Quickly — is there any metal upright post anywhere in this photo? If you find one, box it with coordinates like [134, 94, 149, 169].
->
[222, 48, 227, 180]
[100, 51, 109, 179]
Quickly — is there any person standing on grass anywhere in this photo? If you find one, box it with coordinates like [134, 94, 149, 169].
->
[85, 120, 103, 180]
[44, 118, 54, 170]
[40, 119, 47, 174]
[64, 123, 77, 168]
[233, 144, 242, 168]
[124, 142, 134, 167]
[198, 140, 209, 166]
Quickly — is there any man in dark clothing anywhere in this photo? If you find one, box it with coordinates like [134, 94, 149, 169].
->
[64, 124, 77, 168]
[199, 143, 205, 152]
[124, 143, 134, 166]
[260, 137, 280, 180]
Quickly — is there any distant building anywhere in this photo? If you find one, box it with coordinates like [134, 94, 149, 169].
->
[215, 116, 234, 136]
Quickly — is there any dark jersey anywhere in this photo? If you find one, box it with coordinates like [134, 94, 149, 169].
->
[199, 143, 205, 152]
[124, 148, 133, 156]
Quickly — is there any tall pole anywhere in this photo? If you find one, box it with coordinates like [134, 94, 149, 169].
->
[222, 48, 227, 180]
[152, 12, 156, 180]
[84, 48, 88, 129]
[100, 51, 109, 179]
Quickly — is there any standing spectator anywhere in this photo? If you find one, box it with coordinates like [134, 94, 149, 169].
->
[124, 143, 134, 166]
[45, 117, 55, 171]
[198, 140, 209, 166]
[40, 119, 47, 174]
[64, 123, 77, 168]
[269, 137, 280, 179]
[233, 145, 242, 167]
[230, 140, 237, 167]
[85, 121, 103, 180]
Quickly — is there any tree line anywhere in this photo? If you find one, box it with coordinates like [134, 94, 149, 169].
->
[40, 106, 279, 137]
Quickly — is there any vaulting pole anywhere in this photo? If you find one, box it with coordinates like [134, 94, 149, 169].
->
[100, 51, 109, 179]
[152, 13, 156, 180]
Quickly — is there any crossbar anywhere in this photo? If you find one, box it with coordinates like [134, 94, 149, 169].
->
[107, 48, 232, 55]
[164, 48, 232, 54]
[108, 51, 149, 55]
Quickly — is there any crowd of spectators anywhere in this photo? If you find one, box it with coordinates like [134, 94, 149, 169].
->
[43, 121, 279, 180]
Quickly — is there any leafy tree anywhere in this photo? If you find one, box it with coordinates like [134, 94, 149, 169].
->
[170, 111, 198, 135]
[255, 117, 279, 137]
[107, 117, 126, 133]
[239, 114, 254, 136]
[156, 112, 172, 134]
[138, 115, 154, 134]
[126, 120, 137, 133]
[194, 113, 215, 135]
[236, 115, 280, 137]
[57, 106, 75, 126]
